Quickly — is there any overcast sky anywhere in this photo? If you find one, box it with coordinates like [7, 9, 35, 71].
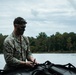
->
[0, 0, 76, 37]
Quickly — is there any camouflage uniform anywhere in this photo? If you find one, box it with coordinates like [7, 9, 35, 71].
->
[3, 32, 32, 70]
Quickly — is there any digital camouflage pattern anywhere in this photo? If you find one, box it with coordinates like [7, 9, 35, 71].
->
[3, 32, 32, 70]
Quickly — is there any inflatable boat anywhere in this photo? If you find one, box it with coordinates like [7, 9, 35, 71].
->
[0, 61, 76, 75]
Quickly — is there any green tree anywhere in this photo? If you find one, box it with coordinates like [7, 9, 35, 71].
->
[0, 34, 7, 53]
[35, 32, 48, 52]
[54, 32, 63, 51]
[67, 37, 72, 51]
[29, 37, 36, 53]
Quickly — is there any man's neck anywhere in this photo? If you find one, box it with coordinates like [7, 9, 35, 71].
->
[13, 31, 22, 38]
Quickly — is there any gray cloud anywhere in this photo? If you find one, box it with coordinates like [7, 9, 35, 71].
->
[0, 0, 76, 37]
[68, 0, 76, 10]
[31, 9, 39, 17]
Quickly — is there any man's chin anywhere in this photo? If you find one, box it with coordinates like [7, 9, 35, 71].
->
[17, 33, 24, 36]
[20, 32, 24, 35]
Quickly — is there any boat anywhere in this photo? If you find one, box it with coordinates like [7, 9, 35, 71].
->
[0, 61, 76, 75]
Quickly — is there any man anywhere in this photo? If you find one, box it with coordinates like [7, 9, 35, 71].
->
[3, 17, 37, 70]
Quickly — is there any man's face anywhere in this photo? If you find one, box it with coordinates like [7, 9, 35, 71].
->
[15, 24, 26, 35]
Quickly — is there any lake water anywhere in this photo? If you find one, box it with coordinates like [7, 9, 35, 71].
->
[0, 53, 76, 69]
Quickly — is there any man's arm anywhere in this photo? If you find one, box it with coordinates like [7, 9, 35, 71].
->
[3, 40, 25, 67]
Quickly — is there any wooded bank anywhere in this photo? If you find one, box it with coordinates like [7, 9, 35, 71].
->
[0, 32, 76, 53]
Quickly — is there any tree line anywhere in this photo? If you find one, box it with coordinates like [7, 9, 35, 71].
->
[0, 32, 76, 54]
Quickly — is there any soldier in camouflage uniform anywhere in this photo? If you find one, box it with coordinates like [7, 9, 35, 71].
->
[3, 17, 37, 70]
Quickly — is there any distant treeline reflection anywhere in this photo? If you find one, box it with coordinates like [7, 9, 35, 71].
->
[0, 32, 76, 53]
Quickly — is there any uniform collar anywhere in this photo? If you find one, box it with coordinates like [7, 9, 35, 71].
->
[12, 32, 24, 43]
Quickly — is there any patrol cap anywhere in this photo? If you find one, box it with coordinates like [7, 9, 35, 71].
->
[13, 17, 27, 25]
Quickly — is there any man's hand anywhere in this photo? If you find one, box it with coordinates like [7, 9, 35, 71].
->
[25, 61, 36, 67]
[20, 57, 38, 67]
[32, 59, 38, 65]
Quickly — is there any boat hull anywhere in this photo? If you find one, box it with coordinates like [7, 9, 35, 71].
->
[0, 61, 76, 75]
